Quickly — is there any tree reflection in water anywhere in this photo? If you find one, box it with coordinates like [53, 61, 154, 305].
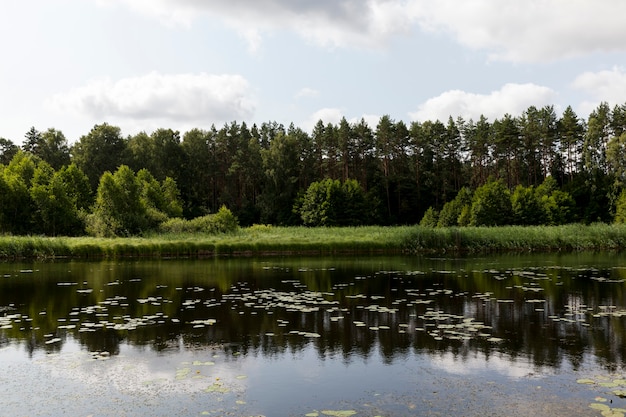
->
[0, 254, 625, 373]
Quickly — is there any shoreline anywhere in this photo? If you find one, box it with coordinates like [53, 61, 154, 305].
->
[1, 224, 625, 260]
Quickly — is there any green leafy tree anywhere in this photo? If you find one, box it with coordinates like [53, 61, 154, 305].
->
[136, 169, 183, 225]
[470, 179, 512, 226]
[437, 187, 473, 227]
[607, 132, 626, 187]
[0, 151, 37, 233]
[614, 189, 626, 224]
[160, 177, 184, 219]
[511, 185, 544, 225]
[30, 161, 83, 235]
[0, 138, 19, 166]
[56, 163, 93, 212]
[298, 178, 369, 226]
[86, 165, 148, 236]
[536, 176, 576, 225]
[339, 179, 369, 225]
[72, 123, 127, 190]
[126, 128, 184, 182]
[38, 128, 71, 170]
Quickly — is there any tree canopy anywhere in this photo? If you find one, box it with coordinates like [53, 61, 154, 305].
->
[2, 102, 626, 235]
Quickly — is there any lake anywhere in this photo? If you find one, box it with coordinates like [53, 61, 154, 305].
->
[1, 253, 626, 416]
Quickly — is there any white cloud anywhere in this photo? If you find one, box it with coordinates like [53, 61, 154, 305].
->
[409, 83, 558, 122]
[98, 0, 626, 62]
[430, 351, 542, 379]
[413, 0, 626, 62]
[98, 0, 416, 51]
[302, 107, 345, 133]
[295, 87, 320, 99]
[348, 114, 381, 130]
[47, 72, 256, 125]
[571, 66, 626, 115]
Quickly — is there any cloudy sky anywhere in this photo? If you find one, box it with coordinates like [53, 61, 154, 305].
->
[2, 0, 626, 144]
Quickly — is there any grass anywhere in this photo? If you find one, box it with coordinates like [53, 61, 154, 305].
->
[1, 223, 626, 259]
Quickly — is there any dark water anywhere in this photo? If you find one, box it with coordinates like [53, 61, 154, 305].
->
[1, 254, 626, 416]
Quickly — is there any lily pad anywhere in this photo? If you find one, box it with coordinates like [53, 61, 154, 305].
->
[193, 361, 215, 366]
[321, 411, 357, 417]
[577, 378, 596, 385]
[613, 390, 626, 398]
[205, 383, 230, 393]
[590, 403, 611, 412]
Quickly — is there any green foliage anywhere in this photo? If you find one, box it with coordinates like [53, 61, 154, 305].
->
[87, 165, 184, 237]
[470, 179, 512, 226]
[126, 128, 184, 182]
[86, 166, 146, 236]
[3, 102, 626, 234]
[0, 138, 19, 165]
[298, 178, 369, 226]
[0, 151, 36, 234]
[160, 177, 184, 218]
[458, 205, 471, 226]
[56, 164, 93, 211]
[614, 190, 626, 224]
[72, 123, 127, 190]
[536, 176, 576, 225]
[419, 207, 439, 227]
[511, 185, 544, 225]
[437, 187, 472, 227]
[30, 161, 79, 236]
[37, 128, 71, 170]
[159, 206, 239, 234]
[259, 130, 300, 225]
[0, 153, 90, 236]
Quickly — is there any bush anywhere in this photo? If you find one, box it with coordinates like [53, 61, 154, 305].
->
[159, 206, 239, 234]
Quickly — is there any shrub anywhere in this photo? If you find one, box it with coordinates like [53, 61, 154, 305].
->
[159, 206, 239, 234]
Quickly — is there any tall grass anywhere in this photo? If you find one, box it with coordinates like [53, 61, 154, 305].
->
[1, 224, 626, 259]
[402, 224, 626, 253]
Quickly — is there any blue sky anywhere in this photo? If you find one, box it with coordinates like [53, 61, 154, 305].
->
[2, 0, 626, 144]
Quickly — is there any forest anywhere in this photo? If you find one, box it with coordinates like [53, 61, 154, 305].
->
[1, 101, 626, 237]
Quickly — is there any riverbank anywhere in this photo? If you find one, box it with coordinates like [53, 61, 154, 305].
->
[1, 224, 625, 259]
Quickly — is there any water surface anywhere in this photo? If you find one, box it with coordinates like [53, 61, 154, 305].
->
[1, 254, 625, 416]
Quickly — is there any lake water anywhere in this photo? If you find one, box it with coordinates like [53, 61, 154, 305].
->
[1, 254, 626, 416]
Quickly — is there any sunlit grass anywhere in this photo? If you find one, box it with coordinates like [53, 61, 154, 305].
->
[1, 224, 626, 259]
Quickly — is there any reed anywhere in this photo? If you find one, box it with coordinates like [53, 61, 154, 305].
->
[1, 224, 626, 259]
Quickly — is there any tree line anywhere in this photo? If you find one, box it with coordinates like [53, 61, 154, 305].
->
[1, 101, 626, 236]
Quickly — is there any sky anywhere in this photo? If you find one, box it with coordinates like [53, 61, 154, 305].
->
[2, 0, 626, 145]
